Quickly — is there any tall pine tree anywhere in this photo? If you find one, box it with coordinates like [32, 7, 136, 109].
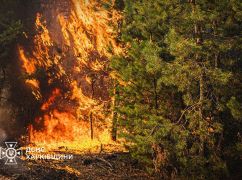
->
[0, 0, 22, 89]
[111, 0, 242, 178]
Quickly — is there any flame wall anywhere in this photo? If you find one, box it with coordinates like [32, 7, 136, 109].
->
[17, 0, 121, 149]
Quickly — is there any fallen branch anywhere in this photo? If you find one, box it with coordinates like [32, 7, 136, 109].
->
[95, 157, 113, 169]
[82, 156, 113, 170]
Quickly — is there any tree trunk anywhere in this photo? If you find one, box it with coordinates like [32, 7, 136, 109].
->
[199, 70, 205, 119]
[89, 77, 95, 140]
[111, 82, 118, 141]
[89, 112, 93, 140]
[153, 78, 158, 115]
[191, 0, 206, 156]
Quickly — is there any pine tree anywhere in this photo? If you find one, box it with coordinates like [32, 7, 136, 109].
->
[0, 0, 22, 58]
[0, 0, 22, 87]
[111, 0, 184, 177]
[111, 0, 242, 178]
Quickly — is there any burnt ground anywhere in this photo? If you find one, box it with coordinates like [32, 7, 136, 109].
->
[0, 152, 153, 180]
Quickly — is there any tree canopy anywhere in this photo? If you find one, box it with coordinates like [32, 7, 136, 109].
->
[111, 0, 242, 178]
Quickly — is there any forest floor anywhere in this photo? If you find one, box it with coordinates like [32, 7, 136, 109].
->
[0, 149, 152, 180]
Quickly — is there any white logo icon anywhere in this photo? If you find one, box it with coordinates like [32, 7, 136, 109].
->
[0, 142, 21, 165]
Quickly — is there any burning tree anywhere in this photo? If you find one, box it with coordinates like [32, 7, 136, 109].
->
[17, 0, 122, 150]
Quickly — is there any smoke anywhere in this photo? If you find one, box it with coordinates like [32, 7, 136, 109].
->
[0, 86, 15, 143]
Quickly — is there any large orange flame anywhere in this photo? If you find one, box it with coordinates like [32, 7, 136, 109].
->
[18, 0, 122, 151]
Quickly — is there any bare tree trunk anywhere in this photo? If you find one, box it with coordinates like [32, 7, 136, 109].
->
[90, 112, 93, 140]
[191, 0, 205, 156]
[153, 78, 158, 115]
[199, 70, 205, 119]
[89, 78, 95, 140]
[111, 112, 118, 141]
[29, 125, 33, 143]
[111, 83, 118, 141]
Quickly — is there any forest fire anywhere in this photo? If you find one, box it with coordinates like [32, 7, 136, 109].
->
[17, 0, 121, 150]
[1, 0, 241, 179]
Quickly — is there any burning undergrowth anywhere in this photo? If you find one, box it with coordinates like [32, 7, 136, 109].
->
[17, 0, 122, 150]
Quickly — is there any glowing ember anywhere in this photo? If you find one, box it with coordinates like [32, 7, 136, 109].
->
[18, 0, 122, 150]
